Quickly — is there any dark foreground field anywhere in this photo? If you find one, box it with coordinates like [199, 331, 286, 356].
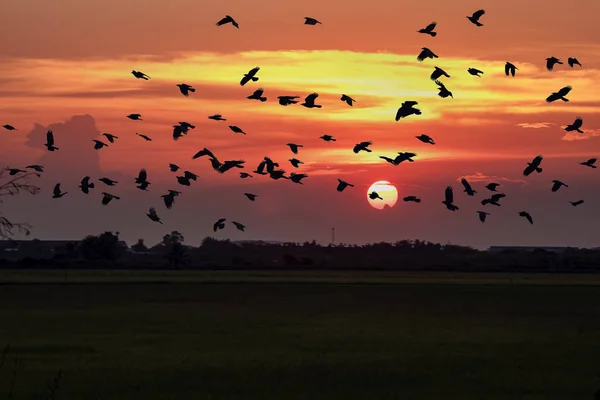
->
[1, 271, 600, 399]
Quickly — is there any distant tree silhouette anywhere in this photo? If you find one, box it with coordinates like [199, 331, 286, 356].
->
[63, 242, 79, 260]
[131, 239, 148, 253]
[162, 231, 187, 268]
[0, 169, 40, 239]
[80, 232, 123, 264]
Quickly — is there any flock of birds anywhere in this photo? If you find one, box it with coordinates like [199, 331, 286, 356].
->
[2, 10, 597, 234]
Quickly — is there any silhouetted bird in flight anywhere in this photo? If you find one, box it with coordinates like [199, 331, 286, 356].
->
[353, 141, 373, 153]
[254, 161, 268, 175]
[169, 164, 180, 172]
[180, 121, 197, 131]
[568, 57, 582, 68]
[570, 200, 584, 206]
[546, 57, 562, 71]
[477, 211, 490, 223]
[79, 176, 94, 194]
[131, 70, 150, 80]
[336, 179, 354, 192]
[320, 134, 336, 142]
[523, 155, 543, 176]
[103, 133, 118, 143]
[289, 158, 303, 168]
[247, 88, 267, 102]
[92, 140, 108, 150]
[244, 193, 257, 201]
[290, 172, 308, 184]
[176, 176, 191, 186]
[216, 15, 239, 28]
[45, 130, 59, 151]
[229, 125, 246, 135]
[26, 165, 44, 173]
[134, 169, 149, 185]
[564, 117, 583, 133]
[179, 121, 195, 133]
[302, 93, 322, 108]
[127, 114, 142, 120]
[264, 157, 278, 173]
[52, 183, 67, 198]
[461, 178, 476, 196]
[172, 125, 186, 141]
[192, 148, 216, 160]
[403, 196, 421, 203]
[546, 86, 572, 103]
[207, 157, 223, 172]
[136, 133, 152, 141]
[481, 193, 506, 206]
[240, 67, 259, 86]
[467, 9, 485, 26]
[213, 218, 226, 232]
[341, 94, 355, 106]
[518, 211, 533, 225]
[175, 122, 196, 134]
[417, 47, 438, 62]
[369, 191, 383, 200]
[468, 68, 484, 77]
[209, 114, 226, 121]
[177, 84, 195, 97]
[442, 186, 459, 211]
[147, 207, 162, 224]
[162, 190, 181, 210]
[505, 62, 518, 77]
[232, 221, 246, 231]
[269, 169, 288, 180]
[418, 21, 437, 37]
[207, 158, 223, 173]
[137, 181, 150, 191]
[380, 152, 416, 166]
[485, 183, 500, 191]
[7, 168, 25, 175]
[379, 156, 398, 165]
[551, 180, 568, 192]
[240, 172, 253, 179]
[218, 160, 245, 174]
[304, 17, 321, 25]
[287, 143, 303, 154]
[99, 177, 117, 186]
[581, 158, 597, 168]
[278, 96, 300, 106]
[435, 80, 453, 98]
[416, 134, 435, 144]
[101, 192, 120, 206]
[397, 152, 417, 163]
[396, 101, 421, 121]
[183, 171, 197, 181]
[430, 66, 450, 81]
[2, 124, 16, 130]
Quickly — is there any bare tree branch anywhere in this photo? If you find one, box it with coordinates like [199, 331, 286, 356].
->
[0, 168, 41, 240]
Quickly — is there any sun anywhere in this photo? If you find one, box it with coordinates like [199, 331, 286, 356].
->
[367, 181, 398, 210]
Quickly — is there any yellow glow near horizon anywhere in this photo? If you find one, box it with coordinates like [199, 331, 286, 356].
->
[367, 181, 398, 210]
[2, 50, 597, 124]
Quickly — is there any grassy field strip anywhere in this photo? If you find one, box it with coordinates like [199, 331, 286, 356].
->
[2, 283, 600, 398]
[2, 269, 600, 285]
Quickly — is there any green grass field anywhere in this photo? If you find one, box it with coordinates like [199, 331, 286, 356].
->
[1, 270, 600, 399]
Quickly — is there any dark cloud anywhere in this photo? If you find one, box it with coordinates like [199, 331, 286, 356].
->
[24, 114, 103, 182]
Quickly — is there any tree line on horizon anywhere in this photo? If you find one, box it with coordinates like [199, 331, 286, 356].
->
[1, 231, 600, 272]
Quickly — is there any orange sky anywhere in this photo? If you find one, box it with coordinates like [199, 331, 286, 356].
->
[0, 0, 599, 248]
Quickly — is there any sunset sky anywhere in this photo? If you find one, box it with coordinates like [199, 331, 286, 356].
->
[1, 0, 599, 249]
